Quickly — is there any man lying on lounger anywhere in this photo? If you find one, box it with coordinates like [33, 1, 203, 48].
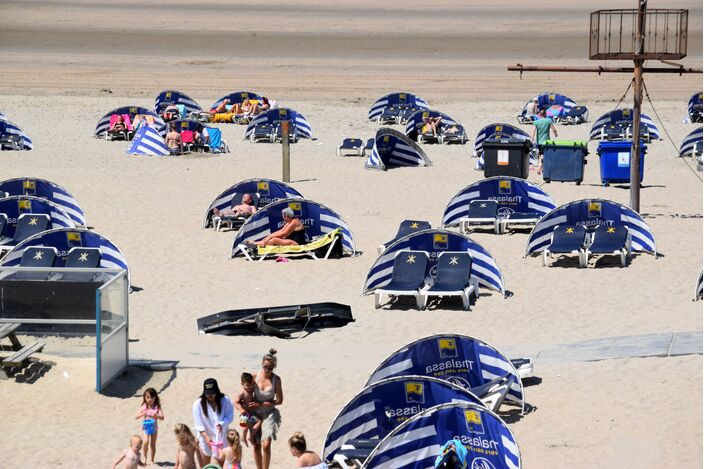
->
[212, 193, 257, 218]
[250, 208, 306, 247]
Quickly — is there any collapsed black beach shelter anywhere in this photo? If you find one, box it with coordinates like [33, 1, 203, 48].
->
[0, 116, 33, 150]
[209, 91, 264, 111]
[94, 106, 166, 137]
[365, 128, 431, 170]
[154, 90, 202, 114]
[403, 109, 465, 141]
[0, 196, 75, 239]
[368, 92, 429, 121]
[203, 178, 304, 228]
[525, 199, 657, 256]
[0, 178, 86, 226]
[322, 376, 483, 463]
[363, 229, 505, 295]
[366, 333, 525, 410]
[361, 401, 521, 469]
[231, 198, 356, 257]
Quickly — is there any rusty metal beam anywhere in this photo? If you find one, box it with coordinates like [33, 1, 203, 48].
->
[507, 64, 702, 74]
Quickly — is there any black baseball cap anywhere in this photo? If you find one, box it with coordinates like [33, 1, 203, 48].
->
[203, 378, 219, 396]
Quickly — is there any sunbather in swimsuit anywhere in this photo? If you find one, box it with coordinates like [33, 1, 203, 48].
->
[251, 208, 306, 247]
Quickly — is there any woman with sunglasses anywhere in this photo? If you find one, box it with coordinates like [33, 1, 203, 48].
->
[248, 348, 284, 469]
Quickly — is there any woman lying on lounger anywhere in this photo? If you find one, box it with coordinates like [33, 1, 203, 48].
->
[251, 208, 306, 247]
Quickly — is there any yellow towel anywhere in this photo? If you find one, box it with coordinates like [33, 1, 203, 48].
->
[256, 228, 341, 256]
[211, 113, 236, 123]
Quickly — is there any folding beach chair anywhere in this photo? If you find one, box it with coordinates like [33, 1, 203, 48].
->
[236, 228, 342, 262]
[181, 130, 194, 153]
[459, 200, 499, 234]
[377, 219, 431, 254]
[468, 373, 512, 413]
[205, 127, 228, 153]
[213, 193, 260, 232]
[542, 224, 587, 267]
[0, 213, 51, 254]
[558, 105, 589, 125]
[336, 138, 364, 157]
[11, 246, 58, 280]
[362, 137, 374, 156]
[374, 250, 429, 310]
[583, 224, 631, 267]
[438, 124, 468, 145]
[421, 252, 478, 310]
[500, 211, 541, 234]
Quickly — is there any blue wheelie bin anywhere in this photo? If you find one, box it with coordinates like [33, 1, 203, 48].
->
[542, 140, 589, 185]
[596, 140, 647, 186]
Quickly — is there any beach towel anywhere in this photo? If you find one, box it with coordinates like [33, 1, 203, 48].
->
[212, 113, 236, 123]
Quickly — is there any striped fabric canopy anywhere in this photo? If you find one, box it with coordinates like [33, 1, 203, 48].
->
[362, 229, 505, 295]
[403, 109, 461, 140]
[697, 271, 703, 301]
[94, 106, 166, 137]
[473, 123, 530, 163]
[322, 376, 482, 463]
[0, 227, 130, 284]
[366, 334, 525, 411]
[442, 177, 556, 226]
[365, 128, 431, 170]
[154, 90, 201, 114]
[0, 178, 86, 226]
[679, 127, 703, 156]
[589, 109, 660, 140]
[0, 196, 75, 237]
[521, 92, 577, 114]
[244, 107, 312, 140]
[171, 119, 205, 133]
[687, 92, 703, 123]
[368, 92, 429, 121]
[210, 91, 263, 110]
[0, 118, 33, 150]
[525, 199, 657, 256]
[126, 126, 170, 157]
[203, 178, 303, 228]
[362, 402, 521, 469]
[231, 198, 355, 257]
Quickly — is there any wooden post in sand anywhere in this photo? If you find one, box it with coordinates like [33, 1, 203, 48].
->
[282, 120, 291, 182]
[629, 0, 647, 212]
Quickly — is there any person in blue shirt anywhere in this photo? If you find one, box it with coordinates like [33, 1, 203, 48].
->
[531, 109, 558, 174]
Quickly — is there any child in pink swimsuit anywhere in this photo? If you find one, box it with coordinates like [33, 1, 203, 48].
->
[135, 387, 164, 465]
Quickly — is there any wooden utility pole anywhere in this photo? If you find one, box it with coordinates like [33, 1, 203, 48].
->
[281, 120, 291, 182]
[630, 0, 647, 211]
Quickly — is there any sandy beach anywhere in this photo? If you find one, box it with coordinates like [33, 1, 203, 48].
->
[0, 1, 702, 468]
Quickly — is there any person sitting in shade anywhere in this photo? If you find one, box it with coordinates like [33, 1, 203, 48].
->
[422, 115, 443, 136]
[212, 193, 257, 219]
[531, 109, 558, 174]
[210, 99, 231, 114]
[525, 98, 540, 119]
[251, 208, 306, 247]
[109, 115, 127, 135]
[165, 124, 182, 154]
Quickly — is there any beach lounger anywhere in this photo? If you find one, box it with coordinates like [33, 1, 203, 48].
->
[181, 130, 194, 153]
[438, 124, 468, 144]
[0, 213, 51, 255]
[557, 105, 589, 125]
[236, 228, 342, 262]
[249, 123, 275, 143]
[583, 224, 631, 267]
[334, 439, 379, 468]
[213, 193, 260, 232]
[106, 114, 133, 141]
[374, 250, 429, 310]
[421, 252, 478, 310]
[459, 200, 500, 234]
[469, 373, 512, 412]
[542, 224, 587, 267]
[500, 211, 541, 233]
[377, 105, 401, 124]
[9, 246, 58, 280]
[377, 219, 431, 254]
[273, 122, 298, 143]
[50, 247, 103, 282]
[510, 357, 535, 379]
[362, 137, 374, 156]
[336, 138, 365, 157]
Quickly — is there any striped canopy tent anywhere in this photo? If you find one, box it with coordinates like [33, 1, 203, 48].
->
[687, 91, 703, 123]
[525, 199, 657, 256]
[365, 128, 431, 170]
[361, 401, 521, 469]
[0, 118, 33, 150]
[368, 92, 429, 121]
[521, 91, 577, 115]
[366, 333, 525, 412]
[170, 118, 205, 133]
[209, 91, 264, 111]
[126, 126, 170, 157]
[473, 123, 530, 160]
[94, 106, 166, 137]
[696, 271, 703, 301]
[203, 178, 303, 228]
[322, 376, 483, 463]
[403, 109, 463, 140]
[244, 107, 313, 141]
[0, 178, 86, 226]
[589, 108, 660, 140]
[442, 177, 556, 226]
[0, 227, 130, 285]
[0, 196, 75, 239]
[362, 229, 505, 296]
[231, 198, 355, 257]
[154, 90, 202, 114]
[679, 127, 703, 156]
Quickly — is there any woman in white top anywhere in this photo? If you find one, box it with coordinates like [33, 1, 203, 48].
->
[289, 432, 327, 469]
[248, 349, 284, 469]
[192, 378, 235, 464]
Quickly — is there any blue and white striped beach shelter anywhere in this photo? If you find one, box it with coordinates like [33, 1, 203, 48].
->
[210, 91, 264, 111]
[366, 334, 525, 411]
[0, 227, 130, 284]
[0, 196, 75, 238]
[525, 199, 657, 256]
[522, 92, 577, 114]
[203, 179, 303, 228]
[363, 229, 505, 295]
[403, 110, 462, 140]
[231, 198, 355, 257]
[368, 92, 429, 121]
[126, 125, 170, 157]
[442, 177, 556, 226]
[244, 107, 313, 141]
[473, 123, 531, 169]
[687, 92, 703, 123]
[361, 401, 521, 469]
[0, 178, 86, 226]
[322, 376, 483, 463]
[154, 90, 202, 114]
[589, 109, 660, 140]
[365, 128, 431, 170]
[94, 106, 166, 137]
[679, 127, 703, 156]
[0, 118, 33, 150]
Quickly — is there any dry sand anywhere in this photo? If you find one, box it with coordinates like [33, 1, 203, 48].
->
[0, 1, 702, 468]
